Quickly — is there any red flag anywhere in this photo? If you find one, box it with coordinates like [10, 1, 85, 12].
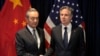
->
[0, 0, 30, 56]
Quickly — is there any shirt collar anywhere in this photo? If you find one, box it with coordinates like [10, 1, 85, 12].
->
[27, 25, 36, 34]
[62, 23, 72, 31]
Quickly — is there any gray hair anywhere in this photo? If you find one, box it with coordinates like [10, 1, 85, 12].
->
[26, 8, 38, 18]
[59, 6, 74, 15]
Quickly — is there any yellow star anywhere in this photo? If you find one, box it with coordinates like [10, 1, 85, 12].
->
[22, 21, 26, 27]
[10, 0, 22, 9]
[13, 18, 18, 24]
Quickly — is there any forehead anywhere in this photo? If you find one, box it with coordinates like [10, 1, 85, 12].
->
[60, 9, 71, 14]
[28, 11, 39, 16]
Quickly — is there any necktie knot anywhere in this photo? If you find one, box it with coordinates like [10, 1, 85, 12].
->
[64, 27, 67, 30]
[33, 29, 35, 32]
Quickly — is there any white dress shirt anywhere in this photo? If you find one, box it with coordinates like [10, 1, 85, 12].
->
[62, 23, 72, 43]
[27, 25, 40, 49]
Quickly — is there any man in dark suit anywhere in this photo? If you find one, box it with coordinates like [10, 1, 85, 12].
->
[45, 6, 86, 56]
[16, 8, 45, 56]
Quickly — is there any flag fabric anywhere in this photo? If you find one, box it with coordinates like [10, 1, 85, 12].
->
[0, 0, 30, 56]
[44, 0, 85, 49]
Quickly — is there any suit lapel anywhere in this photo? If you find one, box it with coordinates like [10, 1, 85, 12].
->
[25, 27, 38, 49]
[68, 25, 77, 46]
[56, 25, 65, 48]
[25, 27, 34, 41]
[36, 28, 42, 43]
[36, 28, 43, 49]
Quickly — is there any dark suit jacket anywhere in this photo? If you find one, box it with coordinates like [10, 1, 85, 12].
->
[45, 24, 85, 56]
[16, 27, 45, 56]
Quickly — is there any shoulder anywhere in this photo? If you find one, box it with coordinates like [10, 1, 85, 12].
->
[73, 26, 84, 33]
[71, 22, 83, 31]
[15, 27, 28, 39]
[52, 25, 60, 29]
[37, 27, 44, 32]
[52, 25, 61, 31]
[76, 27, 83, 31]
[16, 27, 27, 34]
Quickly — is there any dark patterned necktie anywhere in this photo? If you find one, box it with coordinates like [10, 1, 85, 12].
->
[63, 27, 68, 48]
[33, 29, 38, 46]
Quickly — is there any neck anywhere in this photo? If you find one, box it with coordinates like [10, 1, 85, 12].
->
[62, 23, 70, 26]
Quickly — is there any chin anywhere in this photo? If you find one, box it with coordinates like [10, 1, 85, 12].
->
[30, 26, 36, 28]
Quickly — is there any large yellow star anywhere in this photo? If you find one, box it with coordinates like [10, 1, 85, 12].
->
[10, 0, 22, 9]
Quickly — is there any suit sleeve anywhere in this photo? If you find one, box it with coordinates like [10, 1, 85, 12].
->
[79, 28, 86, 56]
[15, 33, 37, 56]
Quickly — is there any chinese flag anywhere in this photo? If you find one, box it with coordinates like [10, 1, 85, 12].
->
[0, 0, 30, 56]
